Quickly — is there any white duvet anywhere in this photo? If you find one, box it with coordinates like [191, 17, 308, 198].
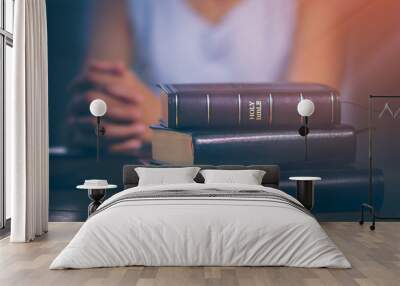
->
[50, 183, 351, 269]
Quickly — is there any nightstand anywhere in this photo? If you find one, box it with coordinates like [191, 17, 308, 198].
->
[77, 180, 117, 216]
[289, 177, 321, 210]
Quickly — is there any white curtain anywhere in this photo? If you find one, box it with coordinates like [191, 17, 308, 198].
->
[8, 0, 49, 242]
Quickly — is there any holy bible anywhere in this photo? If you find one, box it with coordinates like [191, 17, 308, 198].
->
[158, 83, 340, 130]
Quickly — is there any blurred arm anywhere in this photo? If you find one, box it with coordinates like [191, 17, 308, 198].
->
[83, 0, 160, 141]
[86, 0, 133, 64]
[287, 0, 348, 89]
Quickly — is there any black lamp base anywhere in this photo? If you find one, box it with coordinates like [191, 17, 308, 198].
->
[95, 117, 106, 162]
[298, 126, 309, 136]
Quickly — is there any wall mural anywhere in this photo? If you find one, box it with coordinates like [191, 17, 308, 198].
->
[47, 0, 400, 221]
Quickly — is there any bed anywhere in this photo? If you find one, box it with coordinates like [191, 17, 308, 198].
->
[50, 165, 350, 269]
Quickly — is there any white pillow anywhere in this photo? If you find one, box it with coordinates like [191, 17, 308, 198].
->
[200, 169, 266, 185]
[135, 167, 200, 186]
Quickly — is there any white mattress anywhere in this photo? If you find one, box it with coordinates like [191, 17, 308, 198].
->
[50, 183, 350, 269]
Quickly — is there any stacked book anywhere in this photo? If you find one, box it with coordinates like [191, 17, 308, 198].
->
[150, 83, 383, 213]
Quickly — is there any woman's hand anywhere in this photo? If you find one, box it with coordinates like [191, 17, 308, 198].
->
[67, 60, 160, 155]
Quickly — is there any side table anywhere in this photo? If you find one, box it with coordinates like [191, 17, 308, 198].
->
[289, 176, 321, 210]
[77, 180, 117, 216]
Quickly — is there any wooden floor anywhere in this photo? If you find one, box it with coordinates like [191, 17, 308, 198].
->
[0, 222, 399, 286]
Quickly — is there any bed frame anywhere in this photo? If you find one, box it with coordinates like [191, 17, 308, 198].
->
[123, 165, 280, 190]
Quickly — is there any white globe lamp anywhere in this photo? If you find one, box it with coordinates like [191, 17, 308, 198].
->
[297, 99, 315, 161]
[89, 99, 107, 161]
[90, 99, 107, 117]
[297, 99, 315, 117]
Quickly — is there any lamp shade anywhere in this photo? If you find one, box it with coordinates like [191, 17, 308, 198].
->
[89, 99, 107, 117]
[297, 99, 315, 117]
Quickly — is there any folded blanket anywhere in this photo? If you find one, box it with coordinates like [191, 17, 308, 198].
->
[92, 188, 310, 218]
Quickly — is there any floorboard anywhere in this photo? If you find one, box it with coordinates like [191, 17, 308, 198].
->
[0, 222, 399, 286]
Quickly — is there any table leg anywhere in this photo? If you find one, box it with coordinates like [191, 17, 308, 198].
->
[296, 180, 315, 210]
[87, 189, 106, 216]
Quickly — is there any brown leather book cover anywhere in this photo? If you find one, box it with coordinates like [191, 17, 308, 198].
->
[158, 82, 340, 130]
[150, 124, 354, 165]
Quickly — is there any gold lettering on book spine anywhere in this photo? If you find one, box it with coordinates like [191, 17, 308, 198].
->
[269, 93, 273, 127]
[238, 94, 241, 125]
[175, 94, 179, 127]
[206, 94, 211, 125]
[330, 92, 335, 123]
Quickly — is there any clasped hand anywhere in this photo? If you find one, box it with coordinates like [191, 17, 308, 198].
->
[67, 60, 150, 155]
